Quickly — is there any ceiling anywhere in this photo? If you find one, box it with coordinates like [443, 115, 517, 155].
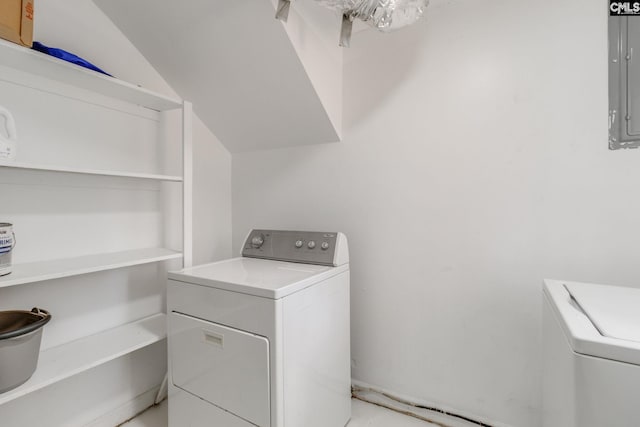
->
[95, 0, 344, 152]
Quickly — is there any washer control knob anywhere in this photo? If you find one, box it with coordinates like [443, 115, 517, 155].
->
[251, 234, 265, 249]
[321, 242, 330, 250]
[307, 240, 316, 249]
[295, 240, 303, 248]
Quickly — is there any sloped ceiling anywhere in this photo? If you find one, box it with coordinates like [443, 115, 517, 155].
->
[95, 0, 343, 152]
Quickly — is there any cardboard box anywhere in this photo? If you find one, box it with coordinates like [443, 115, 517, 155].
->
[0, 0, 34, 47]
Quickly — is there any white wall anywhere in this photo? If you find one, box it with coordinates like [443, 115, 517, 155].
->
[0, 0, 231, 424]
[192, 115, 232, 264]
[232, 0, 640, 425]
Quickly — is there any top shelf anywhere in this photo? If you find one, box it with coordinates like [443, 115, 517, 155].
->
[0, 39, 182, 112]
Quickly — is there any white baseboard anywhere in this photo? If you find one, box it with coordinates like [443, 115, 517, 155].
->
[85, 386, 161, 427]
[351, 380, 508, 427]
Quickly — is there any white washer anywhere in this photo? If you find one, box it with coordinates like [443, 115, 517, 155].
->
[542, 279, 640, 427]
[167, 230, 351, 427]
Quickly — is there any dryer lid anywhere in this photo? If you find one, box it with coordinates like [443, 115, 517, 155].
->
[565, 282, 640, 344]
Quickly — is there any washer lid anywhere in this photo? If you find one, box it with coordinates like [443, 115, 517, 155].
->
[565, 282, 640, 344]
[168, 257, 348, 299]
[545, 279, 640, 366]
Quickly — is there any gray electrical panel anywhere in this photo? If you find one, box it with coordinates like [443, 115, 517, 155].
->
[610, 16, 640, 149]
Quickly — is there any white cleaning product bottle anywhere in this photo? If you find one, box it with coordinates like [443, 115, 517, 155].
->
[0, 105, 17, 160]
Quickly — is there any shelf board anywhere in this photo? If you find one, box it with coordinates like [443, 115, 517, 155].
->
[0, 39, 182, 111]
[0, 160, 183, 182]
[0, 313, 167, 406]
[0, 248, 183, 288]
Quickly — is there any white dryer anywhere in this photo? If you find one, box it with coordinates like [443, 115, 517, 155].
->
[167, 230, 351, 427]
[542, 279, 640, 427]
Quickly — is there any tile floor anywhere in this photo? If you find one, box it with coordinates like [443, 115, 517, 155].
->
[121, 398, 438, 427]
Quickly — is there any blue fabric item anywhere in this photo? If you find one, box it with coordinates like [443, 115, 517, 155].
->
[32, 41, 112, 77]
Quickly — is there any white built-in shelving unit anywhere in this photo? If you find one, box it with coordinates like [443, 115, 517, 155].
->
[0, 160, 183, 181]
[0, 38, 182, 111]
[0, 37, 192, 404]
[0, 313, 167, 406]
[0, 248, 183, 289]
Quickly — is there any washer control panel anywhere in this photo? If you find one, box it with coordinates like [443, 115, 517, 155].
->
[242, 230, 339, 266]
